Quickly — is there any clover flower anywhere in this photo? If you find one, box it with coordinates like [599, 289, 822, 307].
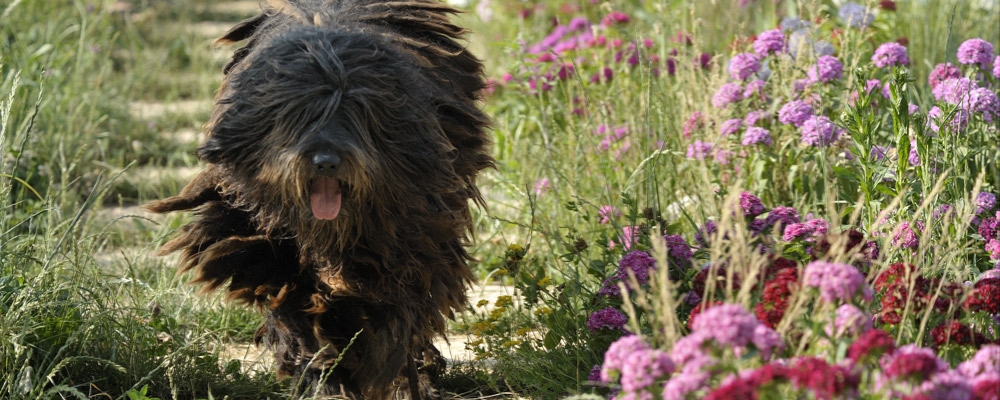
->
[686, 140, 714, 160]
[956, 38, 995, 69]
[753, 29, 785, 56]
[872, 42, 909, 68]
[719, 119, 741, 137]
[587, 307, 629, 332]
[728, 52, 761, 81]
[741, 126, 772, 146]
[739, 191, 767, 218]
[778, 99, 815, 127]
[800, 115, 841, 147]
[808, 55, 844, 83]
[712, 83, 744, 108]
[803, 260, 872, 303]
[838, 2, 874, 29]
[929, 63, 962, 89]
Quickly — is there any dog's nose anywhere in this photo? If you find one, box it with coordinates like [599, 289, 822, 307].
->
[312, 151, 341, 174]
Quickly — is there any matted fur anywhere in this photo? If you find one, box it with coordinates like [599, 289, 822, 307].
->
[145, 0, 492, 398]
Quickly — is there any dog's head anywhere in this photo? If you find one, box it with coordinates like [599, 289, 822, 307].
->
[198, 28, 465, 244]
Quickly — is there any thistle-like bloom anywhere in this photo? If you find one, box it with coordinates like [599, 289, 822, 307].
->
[728, 52, 761, 81]
[753, 29, 785, 56]
[956, 38, 995, 69]
[803, 260, 872, 303]
[807, 55, 844, 83]
[741, 126, 772, 146]
[872, 42, 909, 68]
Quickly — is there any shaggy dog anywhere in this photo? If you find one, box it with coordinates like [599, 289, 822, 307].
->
[145, 0, 492, 397]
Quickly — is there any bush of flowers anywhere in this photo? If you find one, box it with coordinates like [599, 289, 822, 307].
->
[460, 0, 999, 397]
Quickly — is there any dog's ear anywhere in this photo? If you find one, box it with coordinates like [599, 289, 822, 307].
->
[144, 167, 224, 213]
[213, 13, 268, 46]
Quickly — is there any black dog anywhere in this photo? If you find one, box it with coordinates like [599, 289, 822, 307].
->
[146, 0, 492, 397]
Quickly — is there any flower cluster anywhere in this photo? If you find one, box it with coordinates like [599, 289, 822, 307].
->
[803, 260, 873, 303]
[600, 335, 676, 398]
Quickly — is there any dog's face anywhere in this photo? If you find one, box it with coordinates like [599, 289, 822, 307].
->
[197, 28, 458, 240]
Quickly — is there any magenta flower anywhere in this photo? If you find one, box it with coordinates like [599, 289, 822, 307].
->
[711, 83, 744, 108]
[929, 63, 961, 89]
[751, 324, 785, 361]
[880, 344, 949, 382]
[587, 307, 629, 332]
[743, 109, 768, 126]
[778, 100, 815, 127]
[619, 349, 675, 392]
[728, 52, 761, 81]
[803, 260, 872, 303]
[599, 205, 622, 224]
[690, 303, 760, 348]
[534, 178, 551, 195]
[927, 105, 969, 133]
[976, 192, 997, 215]
[686, 140, 714, 160]
[932, 77, 975, 104]
[872, 42, 909, 67]
[994, 55, 1000, 78]
[969, 87, 1000, 122]
[682, 111, 705, 137]
[739, 191, 767, 218]
[956, 38, 995, 69]
[891, 221, 919, 249]
[616, 250, 657, 287]
[917, 370, 973, 400]
[828, 304, 872, 337]
[670, 330, 712, 365]
[601, 11, 631, 26]
[744, 80, 767, 100]
[719, 119, 742, 137]
[601, 335, 651, 382]
[765, 206, 801, 233]
[800, 115, 840, 147]
[741, 126, 772, 146]
[807, 55, 844, 83]
[753, 29, 786, 56]
[663, 234, 694, 264]
[957, 345, 1000, 378]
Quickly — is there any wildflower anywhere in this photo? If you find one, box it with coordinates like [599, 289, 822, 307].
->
[987, 239, 1000, 260]
[587, 307, 629, 332]
[813, 41, 835, 57]
[933, 204, 954, 220]
[533, 307, 553, 317]
[744, 80, 767, 100]
[783, 222, 815, 241]
[872, 42, 910, 68]
[780, 17, 809, 32]
[719, 119, 742, 137]
[976, 192, 997, 215]
[879, 0, 897, 11]
[662, 234, 694, 264]
[601, 335, 651, 382]
[741, 126, 772, 146]
[908, 140, 919, 166]
[994, 55, 1000, 78]
[969, 87, 1000, 122]
[765, 206, 801, 233]
[979, 217, 998, 241]
[848, 329, 897, 363]
[803, 260, 872, 303]
[881, 344, 949, 382]
[751, 324, 785, 361]
[601, 11, 630, 26]
[682, 111, 705, 138]
[739, 191, 767, 218]
[916, 370, 973, 399]
[618, 250, 657, 284]
[695, 220, 717, 245]
[891, 221, 920, 249]
[964, 277, 1000, 314]
[728, 52, 761, 81]
[927, 105, 969, 133]
[662, 360, 713, 400]
[956, 38, 995, 69]
[973, 373, 1000, 400]
[743, 109, 768, 126]
[690, 303, 760, 348]
[534, 178, 551, 195]
[670, 330, 712, 365]
[800, 115, 841, 147]
[928, 63, 961, 89]
[930, 321, 978, 348]
[807, 55, 844, 83]
[932, 77, 974, 104]
[957, 345, 1000, 377]
[494, 295, 513, 308]
[753, 29, 785, 56]
[476, 299, 489, 307]
[686, 140, 714, 160]
[619, 349, 675, 392]
[712, 83, 744, 108]
[829, 304, 872, 338]
[599, 205, 622, 224]
[778, 100, 815, 127]
[838, 2, 874, 29]
[789, 357, 861, 398]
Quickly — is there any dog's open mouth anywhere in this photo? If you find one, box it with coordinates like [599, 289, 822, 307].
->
[310, 177, 342, 220]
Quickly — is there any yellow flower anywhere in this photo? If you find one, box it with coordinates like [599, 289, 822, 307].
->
[515, 327, 531, 336]
[537, 276, 551, 286]
[494, 295, 514, 308]
[534, 307, 553, 317]
[502, 339, 522, 348]
[470, 321, 491, 335]
[496, 268, 509, 276]
[507, 243, 524, 253]
[476, 299, 489, 308]
[466, 338, 484, 347]
[489, 307, 506, 320]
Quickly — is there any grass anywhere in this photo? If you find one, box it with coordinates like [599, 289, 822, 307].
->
[1, 0, 999, 398]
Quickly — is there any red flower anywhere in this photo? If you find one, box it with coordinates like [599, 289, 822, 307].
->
[930, 321, 974, 348]
[964, 278, 1000, 314]
[883, 352, 944, 382]
[879, 0, 897, 11]
[972, 374, 1000, 400]
[789, 357, 860, 399]
[874, 263, 919, 291]
[848, 329, 896, 364]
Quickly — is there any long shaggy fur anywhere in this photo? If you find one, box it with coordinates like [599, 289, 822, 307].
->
[146, 0, 492, 398]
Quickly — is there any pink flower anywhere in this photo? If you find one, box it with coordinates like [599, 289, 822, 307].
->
[828, 304, 872, 338]
[958, 345, 1000, 378]
[807, 55, 844, 83]
[741, 126, 772, 146]
[872, 42, 909, 67]
[928, 63, 961, 89]
[534, 178, 551, 195]
[619, 349, 675, 392]
[728, 52, 761, 81]
[601, 11, 631, 26]
[712, 83, 744, 108]
[686, 140, 714, 160]
[956, 38, 995, 69]
[599, 205, 622, 224]
[803, 261, 872, 303]
[880, 344, 948, 382]
[601, 335, 650, 382]
[778, 100, 815, 127]
[690, 303, 760, 348]
[753, 29, 786, 56]
[739, 191, 767, 218]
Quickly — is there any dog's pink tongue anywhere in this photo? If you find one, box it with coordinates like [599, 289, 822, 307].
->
[310, 178, 342, 220]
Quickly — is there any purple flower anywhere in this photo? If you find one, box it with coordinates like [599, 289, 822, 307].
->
[969, 87, 1000, 122]
[741, 126, 772, 146]
[765, 206, 801, 233]
[872, 42, 909, 68]
[891, 221, 920, 249]
[917, 370, 973, 399]
[599, 205, 622, 224]
[994, 55, 1000, 79]
[783, 223, 813, 241]
[908, 140, 920, 166]
[976, 192, 997, 215]
[934, 204, 954, 220]
[932, 77, 975, 104]
[686, 140, 714, 160]
[719, 119, 742, 137]
[617, 250, 658, 286]
[956, 38, 995, 69]
[729, 52, 761, 81]
[754, 29, 786, 56]
[690, 303, 760, 348]
[803, 260, 872, 303]
[838, 2, 874, 29]
[740, 191, 767, 218]
[778, 100, 815, 127]
[619, 349, 675, 392]
[743, 109, 768, 126]
[807, 55, 844, 83]
[958, 345, 1000, 378]
[828, 304, 873, 337]
[744, 80, 767, 100]
[601, 335, 651, 382]
[987, 239, 1000, 259]
[780, 17, 810, 32]
[927, 105, 969, 133]
[929, 63, 962, 89]
[662, 367, 711, 400]
[870, 145, 890, 161]
[670, 330, 711, 365]
[663, 234, 694, 264]
[751, 324, 784, 361]
[800, 115, 840, 147]
[712, 83, 744, 108]
[587, 307, 629, 332]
